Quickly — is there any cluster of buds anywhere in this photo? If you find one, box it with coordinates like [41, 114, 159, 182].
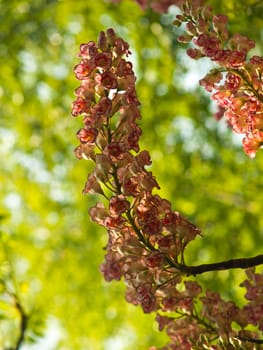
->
[172, 0, 263, 157]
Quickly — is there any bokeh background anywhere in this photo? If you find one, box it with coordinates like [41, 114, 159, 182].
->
[0, 0, 263, 349]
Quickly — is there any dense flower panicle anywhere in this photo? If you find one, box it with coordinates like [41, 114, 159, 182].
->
[172, 0, 263, 157]
[71, 27, 211, 346]
[108, 0, 263, 158]
[72, 9, 263, 349]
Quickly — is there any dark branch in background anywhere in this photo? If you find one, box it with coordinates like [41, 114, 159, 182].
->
[13, 299, 28, 350]
[2, 291, 28, 350]
[0, 277, 28, 350]
[1, 238, 28, 350]
[179, 254, 263, 276]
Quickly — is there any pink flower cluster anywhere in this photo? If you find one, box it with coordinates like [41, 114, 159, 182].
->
[72, 29, 201, 316]
[71, 13, 263, 350]
[173, 0, 263, 157]
[107, 0, 263, 157]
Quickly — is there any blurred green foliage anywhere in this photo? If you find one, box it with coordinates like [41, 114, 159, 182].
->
[0, 0, 263, 349]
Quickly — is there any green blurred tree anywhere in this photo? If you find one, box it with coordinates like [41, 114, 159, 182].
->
[0, 0, 263, 349]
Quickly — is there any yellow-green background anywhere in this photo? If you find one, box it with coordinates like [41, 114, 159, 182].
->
[0, 0, 263, 348]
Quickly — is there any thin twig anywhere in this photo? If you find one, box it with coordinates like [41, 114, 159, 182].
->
[235, 336, 263, 344]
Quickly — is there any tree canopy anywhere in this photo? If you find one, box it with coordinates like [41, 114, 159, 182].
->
[0, 0, 263, 349]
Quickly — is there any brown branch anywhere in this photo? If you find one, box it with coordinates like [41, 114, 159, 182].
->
[179, 254, 263, 276]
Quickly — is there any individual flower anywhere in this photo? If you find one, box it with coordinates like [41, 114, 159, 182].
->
[109, 195, 130, 215]
[76, 127, 98, 144]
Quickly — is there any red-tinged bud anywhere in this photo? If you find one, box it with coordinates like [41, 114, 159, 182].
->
[181, 1, 190, 16]
[106, 141, 124, 159]
[116, 59, 133, 77]
[172, 19, 182, 27]
[94, 154, 112, 181]
[185, 22, 198, 36]
[136, 284, 156, 313]
[93, 96, 112, 116]
[89, 202, 108, 226]
[94, 52, 112, 70]
[196, 18, 210, 34]
[186, 48, 203, 60]
[78, 41, 98, 59]
[252, 113, 263, 130]
[135, 150, 152, 168]
[193, 33, 208, 47]
[242, 130, 263, 158]
[214, 106, 225, 121]
[151, 0, 175, 14]
[74, 79, 95, 99]
[161, 296, 177, 311]
[212, 49, 231, 64]
[199, 71, 223, 92]
[104, 215, 126, 229]
[125, 87, 140, 105]
[122, 176, 138, 196]
[145, 252, 165, 268]
[74, 143, 95, 160]
[142, 218, 162, 235]
[177, 34, 193, 43]
[100, 254, 123, 281]
[98, 31, 107, 51]
[106, 28, 117, 45]
[157, 235, 174, 252]
[126, 128, 141, 152]
[212, 15, 229, 37]
[250, 55, 263, 66]
[155, 314, 171, 332]
[95, 71, 118, 89]
[76, 127, 98, 144]
[212, 90, 232, 109]
[135, 208, 157, 226]
[71, 97, 91, 117]
[213, 14, 228, 25]
[175, 14, 186, 22]
[83, 173, 104, 195]
[109, 195, 130, 215]
[225, 109, 247, 134]
[228, 34, 255, 54]
[158, 199, 172, 215]
[202, 5, 213, 20]
[163, 212, 179, 226]
[227, 50, 246, 68]
[184, 281, 202, 297]
[114, 38, 130, 57]
[74, 60, 94, 80]
[140, 172, 160, 192]
[95, 132, 107, 149]
[225, 73, 241, 92]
